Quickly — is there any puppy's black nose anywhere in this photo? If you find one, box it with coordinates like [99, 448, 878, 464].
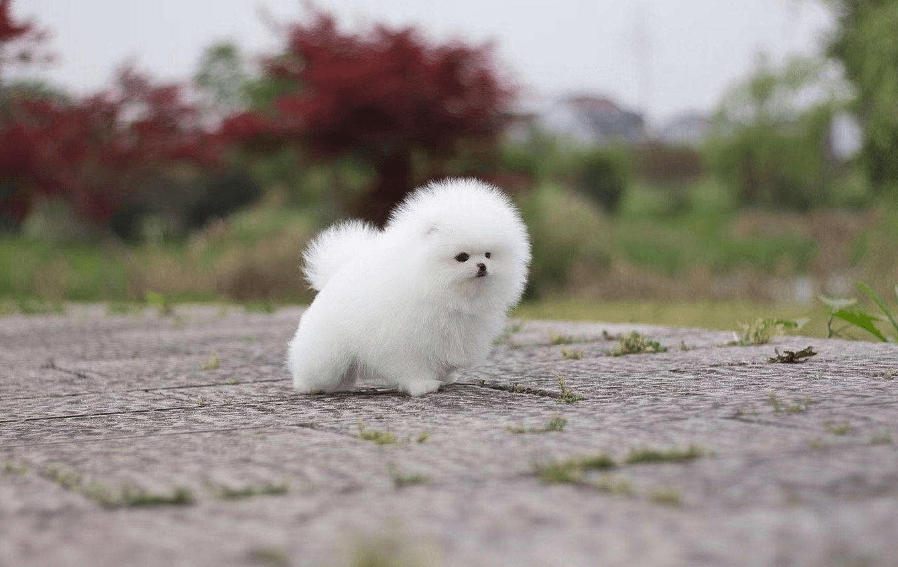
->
[476, 263, 487, 277]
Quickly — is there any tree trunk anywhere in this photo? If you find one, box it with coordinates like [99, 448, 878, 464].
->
[351, 151, 413, 227]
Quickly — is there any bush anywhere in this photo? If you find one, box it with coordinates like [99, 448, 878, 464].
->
[633, 141, 704, 187]
[574, 147, 630, 214]
[705, 112, 835, 211]
[520, 185, 611, 298]
[500, 144, 540, 180]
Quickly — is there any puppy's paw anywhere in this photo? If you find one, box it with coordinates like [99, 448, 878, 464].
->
[292, 382, 323, 395]
[440, 369, 460, 384]
[401, 378, 442, 397]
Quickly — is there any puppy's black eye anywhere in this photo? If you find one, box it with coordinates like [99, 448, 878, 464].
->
[455, 252, 470, 262]
[485, 252, 491, 259]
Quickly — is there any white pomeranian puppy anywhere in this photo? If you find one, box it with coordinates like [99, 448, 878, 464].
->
[287, 178, 531, 396]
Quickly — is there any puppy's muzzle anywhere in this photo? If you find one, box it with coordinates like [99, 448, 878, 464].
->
[476, 263, 487, 277]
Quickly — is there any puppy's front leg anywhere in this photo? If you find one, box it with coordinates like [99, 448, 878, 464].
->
[397, 372, 442, 397]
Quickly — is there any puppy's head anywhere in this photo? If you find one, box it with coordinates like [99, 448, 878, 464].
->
[390, 179, 531, 308]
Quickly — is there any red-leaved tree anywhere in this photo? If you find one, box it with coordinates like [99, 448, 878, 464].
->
[0, 0, 52, 72]
[221, 8, 513, 224]
[0, 0, 52, 226]
[1, 0, 222, 231]
[1, 66, 221, 229]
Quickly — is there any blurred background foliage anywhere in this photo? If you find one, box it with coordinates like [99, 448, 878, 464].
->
[1, 0, 897, 336]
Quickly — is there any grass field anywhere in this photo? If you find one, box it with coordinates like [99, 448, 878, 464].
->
[514, 300, 836, 339]
[2, 180, 895, 342]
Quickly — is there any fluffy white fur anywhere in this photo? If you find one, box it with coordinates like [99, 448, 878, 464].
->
[287, 178, 531, 396]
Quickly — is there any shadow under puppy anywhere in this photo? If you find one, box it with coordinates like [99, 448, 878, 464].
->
[287, 178, 531, 396]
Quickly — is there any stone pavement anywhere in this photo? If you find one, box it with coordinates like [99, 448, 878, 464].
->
[1, 305, 897, 567]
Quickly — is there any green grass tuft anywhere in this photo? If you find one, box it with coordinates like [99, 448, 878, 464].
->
[210, 481, 288, 500]
[824, 421, 851, 435]
[731, 318, 802, 346]
[493, 320, 524, 346]
[592, 475, 635, 497]
[556, 375, 583, 403]
[624, 444, 707, 465]
[41, 464, 194, 508]
[145, 291, 174, 316]
[548, 332, 577, 345]
[534, 453, 618, 485]
[507, 416, 567, 434]
[610, 331, 668, 356]
[869, 431, 893, 445]
[560, 347, 583, 360]
[649, 487, 683, 507]
[769, 393, 811, 414]
[1, 459, 28, 476]
[200, 353, 220, 371]
[388, 468, 429, 489]
[357, 422, 397, 445]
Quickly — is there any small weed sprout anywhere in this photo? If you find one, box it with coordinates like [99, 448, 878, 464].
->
[387, 465, 428, 488]
[1, 460, 28, 476]
[533, 453, 617, 485]
[200, 354, 220, 371]
[549, 332, 577, 345]
[731, 318, 802, 346]
[507, 416, 567, 434]
[206, 480, 288, 500]
[769, 393, 810, 414]
[534, 462, 582, 485]
[610, 332, 667, 356]
[41, 464, 194, 508]
[825, 421, 851, 435]
[416, 431, 430, 443]
[809, 438, 827, 450]
[560, 347, 583, 360]
[821, 283, 898, 342]
[649, 487, 682, 507]
[224, 379, 239, 385]
[145, 291, 174, 316]
[357, 422, 397, 445]
[869, 431, 893, 445]
[493, 320, 524, 346]
[592, 475, 635, 497]
[624, 444, 707, 465]
[556, 375, 583, 403]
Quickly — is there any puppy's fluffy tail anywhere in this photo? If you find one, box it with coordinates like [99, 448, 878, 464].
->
[303, 220, 380, 291]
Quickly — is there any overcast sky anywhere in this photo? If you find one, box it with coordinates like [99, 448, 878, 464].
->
[16, 0, 834, 125]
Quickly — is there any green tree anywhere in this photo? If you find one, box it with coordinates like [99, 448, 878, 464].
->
[827, 0, 898, 195]
[194, 41, 249, 117]
[707, 55, 848, 209]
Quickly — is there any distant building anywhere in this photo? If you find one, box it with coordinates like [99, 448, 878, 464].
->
[538, 95, 645, 146]
[658, 112, 712, 147]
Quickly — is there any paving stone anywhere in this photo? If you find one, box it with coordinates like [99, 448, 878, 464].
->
[1, 305, 897, 567]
